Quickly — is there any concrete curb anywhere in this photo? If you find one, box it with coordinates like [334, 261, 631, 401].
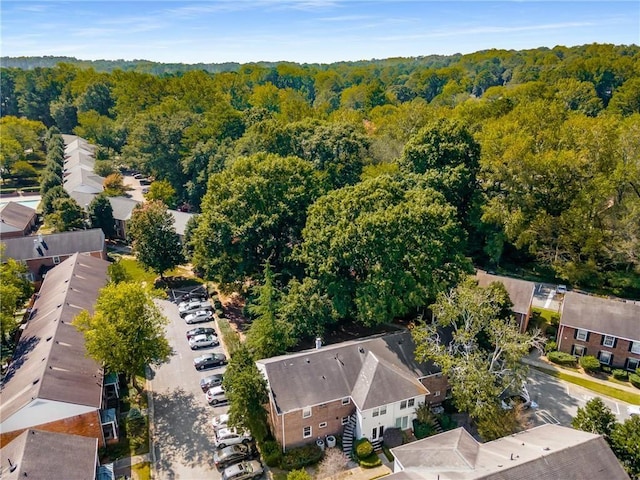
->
[146, 365, 157, 479]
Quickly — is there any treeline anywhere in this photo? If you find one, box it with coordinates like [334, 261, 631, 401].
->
[2, 43, 639, 314]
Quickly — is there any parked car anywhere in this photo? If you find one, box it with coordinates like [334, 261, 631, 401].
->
[212, 413, 230, 429]
[628, 405, 640, 416]
[139, 178, 152, 185]
[184, 310, 214, 324]
[214, 444, 257, 469]
[214, 428, 253, 449]
[187, 327, 216, 340]
[194, 353, 227, 371]
[221, 460, 263, 480]
[179, 300, 213, 317]
[189, 333, 219, 349]
[178, 291, 208, 303]
[200, 374, 224, 392]
[206, 386, 228, 405]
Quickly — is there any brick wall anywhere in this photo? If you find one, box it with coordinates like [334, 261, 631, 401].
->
[271, 398, 356, 450]
[0, 411, 104, 448]
[558, 325, 640, 370]
[421, 373, 449, 405]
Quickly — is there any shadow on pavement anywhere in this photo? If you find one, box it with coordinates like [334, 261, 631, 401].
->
[527, 369, 581, 426]
[153, 387, 215, 477]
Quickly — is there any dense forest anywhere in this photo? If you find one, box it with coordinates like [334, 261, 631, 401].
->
[2, 43, 639, 328]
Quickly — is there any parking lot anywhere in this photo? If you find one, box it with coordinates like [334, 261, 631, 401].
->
[150, 297, 229, 480]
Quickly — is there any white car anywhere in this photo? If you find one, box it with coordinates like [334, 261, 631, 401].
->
[179, 300, 212, 317]
[206, 386, 228, 405]
[628, 405, 640, 416]
[189, 333, 219, 349]
[184, 310, 214, 324]
[213, 427, 253, 449]
[212, 413, 230, 430]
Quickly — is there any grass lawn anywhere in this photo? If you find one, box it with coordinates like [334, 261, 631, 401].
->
[131, 462, 151, 480]
[534, 367, 640, 404]
[114, 256, 196, 285]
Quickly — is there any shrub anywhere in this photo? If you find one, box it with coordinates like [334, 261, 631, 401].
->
[629, 373, 640, 389]
[547, 351, 577, 366]
[355, 438, 373, 459]
[260, 440, 282, 468]
[126, 408, 146, 438]
[280, 444, 323, 470]
[544, 325, 558, 338]
[437, 413, 457, 431]
[580, 355, 601, 373]
[412, 419, 435, 439]
[358, 452, 382, 468]
[414, 402, 436, 425]
[382, 428, 403, 448]
[382, 445, 394, 462]
[544, 341, 557, 354]
[286, 469, 311, 480]
[217, 317, 242, 355]
[612, 369, 628, 381]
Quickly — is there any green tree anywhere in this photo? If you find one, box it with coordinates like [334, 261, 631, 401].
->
[88, 194, 116, 238]
[73, 281, 171, 393]
[144, 180, 177, 208]
[107, 260, 131, 285]
[47, 197, 86, 232]
[610, 415, 640, 478]
[571, 397, 617, 441]
[0, 246, 34, 342]
[128, 200, 184, 279]
[222, 345, 269, 442]
[245, 264, 294, 359]
[287, 470, 312, 480]
[190, 153, 321, 288]
[412, 277, 545, 423]
[103, 172, 127, 196]
[40, 170, 62, 195]
[40, 185, 69, 215]
[299, 174, 471, 325]
[278, 277, 338, 339]
[11, 161, 38, 184]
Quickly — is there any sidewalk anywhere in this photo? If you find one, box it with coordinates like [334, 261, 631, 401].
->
[113, 453, 151, 478]
[522, 351, 640, 397]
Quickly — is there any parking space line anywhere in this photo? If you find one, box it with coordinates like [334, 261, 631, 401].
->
[536, 410, 560, 424]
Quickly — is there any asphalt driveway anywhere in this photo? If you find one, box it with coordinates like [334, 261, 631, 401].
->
[149, 298, 229, 480]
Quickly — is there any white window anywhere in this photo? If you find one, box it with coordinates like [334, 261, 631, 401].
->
[303, 426, 312, 438]
[341, 416, 349, 425]
[603, 336, 615, 348]
[302, 407, 311, 418]
[341, 397, 350, 405]
[395, 416, 409, 429]
[408, 398, 415, 408]
[400, 400, 407, 409]
[631, 342, 640, 355]
[573, 345, 586, 357]
[372, 408, 379, 417]
[319, 422, 327, 429]
[433, 391, 441, 397]
[576, 329, 588, 341]
[627, 358, 639, 372]
[599, 351, 612, 365]
[53, 256, 61, 264]
[379, 406, 387, 415]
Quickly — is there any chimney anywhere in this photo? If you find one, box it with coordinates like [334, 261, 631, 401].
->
[315, 337, 322, 349]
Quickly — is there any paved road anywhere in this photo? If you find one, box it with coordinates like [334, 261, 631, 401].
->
[150, 298, 228, 480]
[525, 369, 636, 427]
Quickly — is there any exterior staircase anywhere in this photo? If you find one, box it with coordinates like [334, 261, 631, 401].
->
[342, 415, 357, 458]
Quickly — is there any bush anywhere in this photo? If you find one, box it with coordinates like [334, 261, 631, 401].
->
[382, 445, 394, 462]
[544, 341, 557, 354]
[286, 469, 311, 480]
[547, 351, 577, 366]
[437, 413, 457, 431]
[355, 438, 373, 459]
[412, 419, 435, 439]
[544, 325, 558, 338]
[630, 373, 640, 389]
[260, 440, 283, 468]
[382, 428, 403, 448]
[359, 452, 382, 468]
[612, 369, 628, 381]
[217, 317, 242, 355]
[580, 355, 601, 373]
[280, 444, 323, 470]
[125, 408, 146, 438]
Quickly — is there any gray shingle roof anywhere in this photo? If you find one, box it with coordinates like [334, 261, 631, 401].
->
[0, 202, 36, 233]
[389, 424, 629, 480]
[257, 331, 436, 413]
[561, 291, 640, 342]
[168, 209, 196, 236]
[475, 271, 535, 315]
[63, 168, 104, 194]
[0, 253, 109, 424]
[1, 229, 105, 262]
[0, 429, 98, 480]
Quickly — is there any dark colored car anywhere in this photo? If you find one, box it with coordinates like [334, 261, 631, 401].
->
[179, 291, 208, 303]
[194, 353, 227, 371]
[186, 327, 216, 340]
[214, 444, 257, 469]
[200, 373, 224, 392]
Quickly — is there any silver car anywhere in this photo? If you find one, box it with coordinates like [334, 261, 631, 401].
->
[221, 460, 264, 480]
[214, 427, 253, 449]
[189, 333, 219, 349]
[184, 310, 214, 324]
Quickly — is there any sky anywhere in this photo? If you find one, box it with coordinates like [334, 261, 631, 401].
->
[1, 0, 639, 64]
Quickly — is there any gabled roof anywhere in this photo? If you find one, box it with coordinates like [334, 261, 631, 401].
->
[63, 168, 104, 195]
[64, 150, 96, 171]
[0, 429, 98, 480]
[168, 209, 196, 236]
[561, 291, 640, 342]
[257, 331, 436, 413]
[1, 229, 105, 262]
[0, 202, 36, 232]
[389, 424, 628, 480]
[108, 196, 141, 221]
[0, 253, 109, 424]
[475, 271, 535, 315]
